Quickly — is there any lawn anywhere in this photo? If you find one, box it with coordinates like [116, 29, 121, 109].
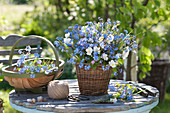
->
[0, 5, 34, 23]
[150, 93, 170, 113]
[0, 90, 21, 113]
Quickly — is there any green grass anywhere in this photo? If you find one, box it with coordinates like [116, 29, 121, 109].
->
[0, 90, 22, 113]
[0, 5, 34, 23]
[150, 93, 170, 113]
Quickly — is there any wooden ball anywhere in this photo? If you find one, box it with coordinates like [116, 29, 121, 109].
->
[48, 80, 69, 100]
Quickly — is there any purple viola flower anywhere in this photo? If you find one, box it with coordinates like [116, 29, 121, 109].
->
[102, 65, 106, 71]
[114, 72, 118, 76]
[30, 74, 35, 78]
[42, 66, 47, 69]
[116, 20, 121, 25]
[54, 67, 58, 71]
[17, 60, 22, 67]
[124, 30, 128, 34]
[13, 67, 17, 71]
[108, 84, 115, 91]
[74, 48, 79, 54]
[23, 65, 29, 70]
[119, 95, 124, 99]
[79, 63, 83, 68]
[45, 70, 52, 74]
[54, 41, 60, 47]
[51, 64, 55, 68]
[35, 66, 40, 73]
[18, 68, 25, 74]
[18, 49, 22, 54]
[20, 55, 25, 60]
[127, 95, 132, 100]
[30, 66, 34, 72]
[34, 53, 40, 58]
[93, 55, 99, 61]
[37, 59, 42, 64]
[99, 60, 102, 64]
[84, 65, 91, 70]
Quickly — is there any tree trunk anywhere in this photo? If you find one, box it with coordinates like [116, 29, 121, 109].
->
[104, 0, 109, 21]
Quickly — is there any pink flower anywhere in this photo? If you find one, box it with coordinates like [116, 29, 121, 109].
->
[91, 60, 95, 64]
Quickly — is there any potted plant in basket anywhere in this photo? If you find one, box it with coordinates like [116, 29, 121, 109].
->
[2, 36, 65, 93]
[54, 18, 138, 96]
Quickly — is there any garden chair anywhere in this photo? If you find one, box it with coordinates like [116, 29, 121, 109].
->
[0, 34, 42, 65]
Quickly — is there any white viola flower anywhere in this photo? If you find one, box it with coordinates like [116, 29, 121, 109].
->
[25, 45, 31, 52]
[93, 46, 100, 54]
[81, 26, 87, 33]
[122, 48, 130, 59]
[102, 53, 108, 61]
[86, 47, 93, 56]
[65, 33, 70, 38]
[107, 34, 114, 44]
[110, 98, 117, 103]
[116, 53, 121, 58]
[109, 60, 117, 68]
[64, 38, 72, 44]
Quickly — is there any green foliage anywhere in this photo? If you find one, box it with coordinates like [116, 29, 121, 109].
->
[0, 16, 12, 36]
[12, 0, 32, 4]
[0, 81, 14, 90]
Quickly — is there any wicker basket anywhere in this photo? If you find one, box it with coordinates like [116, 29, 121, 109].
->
[2, 36, 65, 93]
[3, 58, 64, 89]
[76, 63, 112, 96]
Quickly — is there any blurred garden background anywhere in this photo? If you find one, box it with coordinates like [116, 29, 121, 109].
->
[0, 0, 169, 113]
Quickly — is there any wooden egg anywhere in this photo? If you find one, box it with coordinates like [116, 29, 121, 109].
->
[48, 80, 69, 100]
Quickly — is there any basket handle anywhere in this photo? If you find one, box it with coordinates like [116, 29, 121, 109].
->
[9, 35, 59, 68]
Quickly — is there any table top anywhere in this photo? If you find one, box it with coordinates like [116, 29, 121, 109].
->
[9, 79, 159, 113]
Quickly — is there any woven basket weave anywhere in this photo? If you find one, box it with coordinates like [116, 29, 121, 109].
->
[76, 63, 112, 96]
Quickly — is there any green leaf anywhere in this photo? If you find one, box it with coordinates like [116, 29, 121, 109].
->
[139, 72, 146, 80]
[150, 53, 154, 60]
[119, 7, 128, 14]
[139, 65, 147, 72]
[118, 58, 124, 65]
[143, 64, 151, 71]
[146, 72, 151, 76]
[154, 0, 160, 7]
[141, 46, 151, 56]
[142, 36, 151, 48]
[145, 56, 152, 65]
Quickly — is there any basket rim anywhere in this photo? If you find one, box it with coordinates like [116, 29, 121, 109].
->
[2, 58, 65, 78]
[75, 62, 113, 70]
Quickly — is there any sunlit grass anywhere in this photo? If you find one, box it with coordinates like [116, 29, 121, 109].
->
[0, 5, 34, 23]
[150, 93, 170, 113]
[0, 90, 22, 113]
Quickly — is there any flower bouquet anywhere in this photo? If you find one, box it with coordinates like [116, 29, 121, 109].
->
[2, 36, 64, 93]
[55, 18, 137, 95]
